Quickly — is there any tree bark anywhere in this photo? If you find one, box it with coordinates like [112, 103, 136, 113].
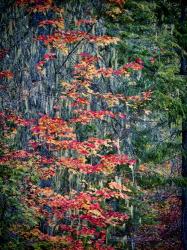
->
[181, 1, 187, 249]
[182, 121, 187, 249]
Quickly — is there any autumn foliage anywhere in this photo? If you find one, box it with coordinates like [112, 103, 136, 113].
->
[0, 0, 171, 249]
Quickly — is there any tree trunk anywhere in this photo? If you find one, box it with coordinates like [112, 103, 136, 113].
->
[182, 121, 187, 249]
[181, 1, 187, 249]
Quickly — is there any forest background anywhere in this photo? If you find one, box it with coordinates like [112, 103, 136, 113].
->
[0, 0, 187, 249]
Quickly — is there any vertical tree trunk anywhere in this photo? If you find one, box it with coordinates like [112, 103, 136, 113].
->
[182, 121, 187, 250]
[181, 1, 187, 249]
